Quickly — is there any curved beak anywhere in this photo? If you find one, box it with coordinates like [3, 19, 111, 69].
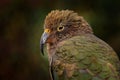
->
[40, 32, 49, 55]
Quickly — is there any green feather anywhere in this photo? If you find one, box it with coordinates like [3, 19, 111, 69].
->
[52, 34, 120, 80]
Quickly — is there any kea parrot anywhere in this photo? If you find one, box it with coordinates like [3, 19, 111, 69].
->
[40, 10, 120, 80]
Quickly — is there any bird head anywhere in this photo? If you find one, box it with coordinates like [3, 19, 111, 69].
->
[40, 10, 93, 55]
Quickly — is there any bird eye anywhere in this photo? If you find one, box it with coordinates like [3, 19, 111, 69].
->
[57, 26, 64, 32]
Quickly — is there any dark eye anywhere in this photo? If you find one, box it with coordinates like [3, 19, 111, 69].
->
[57, 26, 64, 32]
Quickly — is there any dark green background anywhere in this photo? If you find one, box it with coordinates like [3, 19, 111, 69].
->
[0, 0, 120, 80]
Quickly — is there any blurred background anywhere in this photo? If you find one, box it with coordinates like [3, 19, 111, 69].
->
[0, 0, 120, 80]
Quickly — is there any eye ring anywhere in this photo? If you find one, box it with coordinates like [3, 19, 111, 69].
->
[57, 26, 64, 32]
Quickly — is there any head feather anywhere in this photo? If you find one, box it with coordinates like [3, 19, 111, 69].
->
[44, 10, 93, 34]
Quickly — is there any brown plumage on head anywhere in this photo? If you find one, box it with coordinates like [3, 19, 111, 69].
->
[44, 10, 93, 33]
[41, 10, 93, 55]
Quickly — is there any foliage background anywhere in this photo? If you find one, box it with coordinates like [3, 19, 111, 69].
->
[0, 0, 120, 80]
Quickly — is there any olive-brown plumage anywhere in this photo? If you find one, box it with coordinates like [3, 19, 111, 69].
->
[40, 10, 120, 80]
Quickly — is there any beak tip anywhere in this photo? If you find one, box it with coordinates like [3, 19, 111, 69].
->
[40, 43, 44, 56]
